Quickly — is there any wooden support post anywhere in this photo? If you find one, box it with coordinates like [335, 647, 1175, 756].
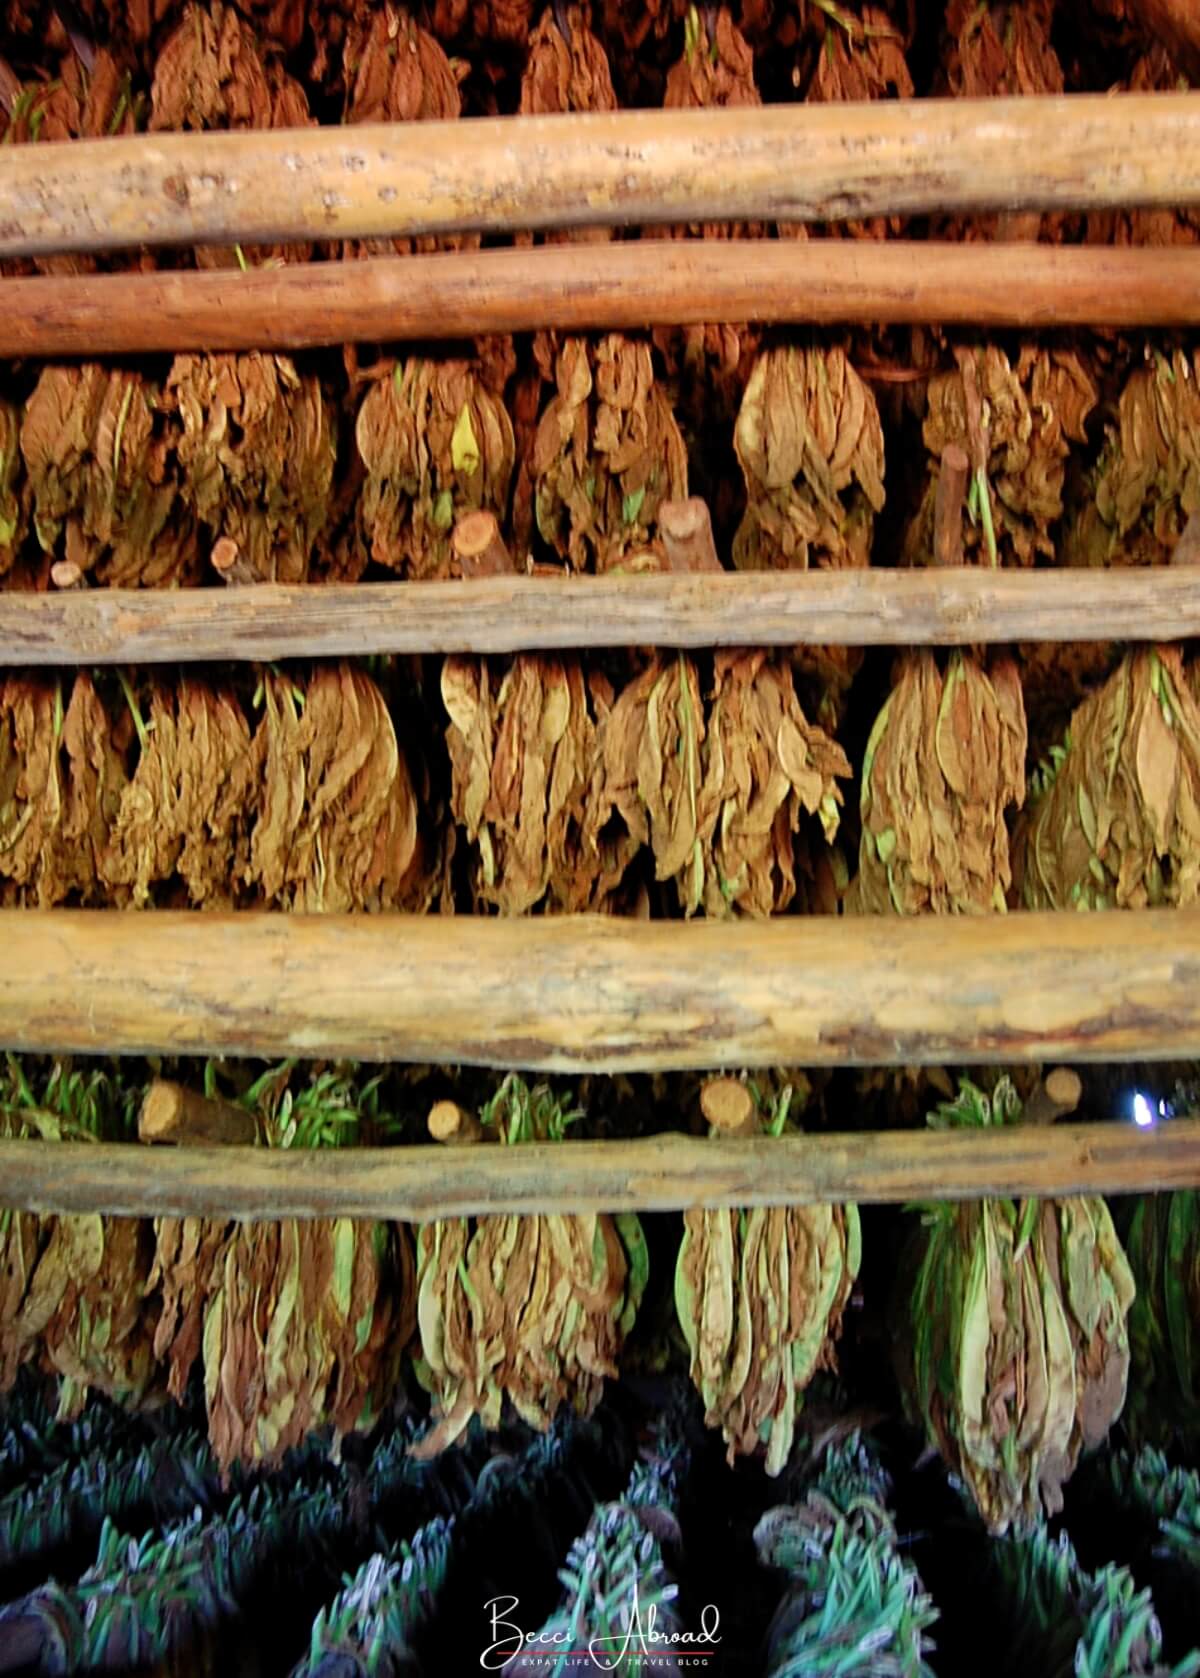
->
[428, 1099, 484, 1145]
[700, 1077, 760, 1137]
[660, 498, 723, 575]
[452, 511, 515, 579]
[1021, 1067, 1084, 1127]
[933, 445, 969, 570]
[139, 1080, 257, 1146]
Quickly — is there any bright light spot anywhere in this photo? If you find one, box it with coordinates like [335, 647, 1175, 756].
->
[1160, 1099, 1170, 1118]
[1133, 1093, 1155, 1129]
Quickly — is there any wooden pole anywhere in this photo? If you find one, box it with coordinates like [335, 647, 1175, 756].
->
[428, 1099, 484, 1145]
[3, 97, 1200, 261]
[1128, 0, 1200, 82]
[933, 445, 969, 571]
[138, 1079, 257, 1146]
[1021, 1067, 1084, 1127]
[6, 570, 1200, 665]
[4, 242, 1200, 357]
[451, 511, 515, 579]
[700, 1077, 760, 1136]
[0, 1119, 1196, 1220]
[0, 908, 1198, 1070]
[660, 498, 723, 575]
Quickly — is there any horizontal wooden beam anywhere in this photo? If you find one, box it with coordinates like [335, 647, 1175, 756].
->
[1, 570, 1198, 665]
[3, 96, 1199, 260]
[5, 241, 1200, 357]
[0, 1120, 1194, 1220]
[1, 909, 1198, 1070]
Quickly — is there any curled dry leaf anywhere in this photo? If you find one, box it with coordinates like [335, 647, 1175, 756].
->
[850, 650, 1027, 916]
[0, 402, 25, 580]
[530, 335, 689, 572]
[356, 359, 516, 578]
[1015, 646, 1200, 912]
[167, 354, 336, 583]
[150, 1, 314, 267]
[428, 0, 532, 46]
[676, 1189, 861, 1474]
[442, 653, 632, 913]
[1065, 349, 1200, 568]
[901, 1078, 1135, 1535]
[343, 7, 475, 259]
[21, 366, 198, 587]
[733, 345, 885, 572]
[905, 346, 1097, 569]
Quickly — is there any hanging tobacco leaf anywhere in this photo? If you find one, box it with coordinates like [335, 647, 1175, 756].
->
[904, 345, 1097, 569]
[427, 0, 532, 48]
[899, 1076, 1135, 1535]
[530, 334, 689, 572]
[21, 365, 198, 586]
[520, 5, 617, 127]
[411, 1077, 648, 1455]
[149, 0, 315, 268]
[442, 653, 632, 913]
[1121, 1191, 1200, 1448]
[356, 358, 516, 578]
[1015, 646, 1200, 912]
[1084, 48, 1200, 248]
[1065, 349, 1200, 569]
[0, 401, 25, 581]
[167, 353, 336, 583]
[733, 345, 885, 572]
[850, 650, 1028, 915]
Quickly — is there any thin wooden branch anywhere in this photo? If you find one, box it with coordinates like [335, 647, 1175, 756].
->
[3, 97, 1200, 261]
[4, 570, 1200, 665]
[0, 1120, 1196, 1220]
[1128, 0, 1200, 82]
[0, 908, 1198, 1069]
[6, 241, 1200, 357]
[139, 1079, 256, 1146]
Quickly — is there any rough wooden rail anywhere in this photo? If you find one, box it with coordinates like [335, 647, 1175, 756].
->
[5, 241, 1200, 357]
[3, 96, 1200, 260]
[0, 1121, 1195, 1220]
[3, 570, 1200, 664]
[1, 909, 1199, 1069]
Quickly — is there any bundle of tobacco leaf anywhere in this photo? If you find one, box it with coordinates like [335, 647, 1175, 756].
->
[149, 1, 314, 268]
[0, 1060, 156, 1422]
[0, 49, 142, 278]
[594, 0, 690, 106]
[441, 652, 633, 914]
[151, 1065, 413, 1477]
[0, 402, 27, 584]
[167, 354, 336, 583]
[1064, 348, 1200, 569]
[341, 6, 473, 260]
[1083, 46, 1198, 248]
[519, 5, 617, 167]
[528, 333, 689, 572]
[733, 344, 885, 573]
[1119, 1192, 1200, 1449]
[427, 0, 533, 50]
[935, 0, 1066, 243]
[1014, 646, 1200, 912]
[411, 1076, 648, 1455]
[675, 1080, 860, 1474]
[355, 356, 516, 579]
[849, 648, 1027, 915]
[903, 345, 1097, 570]
[296, 1523, 452, 1678]
[756, 1434, 938, 1677]
[21, 364, 199, 587]
[899, 1077, 1136, 1534]
[595, 649, 850, 915]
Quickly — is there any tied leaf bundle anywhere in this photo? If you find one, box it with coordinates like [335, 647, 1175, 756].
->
[850, 649, 1027, 915]
[411, 1077, 648, 1456]
[342, 7, 473, 259]
[149, 0, 314, 268]
[518, 3, 617, 232]
[756, 1433, 938, 1678]
[1120, 1192, 1200, 1448]
[1085, 48, 1200, 249]
[356, 357, 516, 578]
[167, 353, 335, 583]
[530, 334, 689, 573]
[1065, 350, 1200, 569]
[732, 345, 885, 573]
[442, 653, 631, 914]
[904, 346, 1097, 570]
[901, 1077, 1136, 1535]
[21, 365, 198, 587]
[1015, 647, 1200, 911]
[675, 1083, 861, 1475]
[0, 401, 25, 580]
